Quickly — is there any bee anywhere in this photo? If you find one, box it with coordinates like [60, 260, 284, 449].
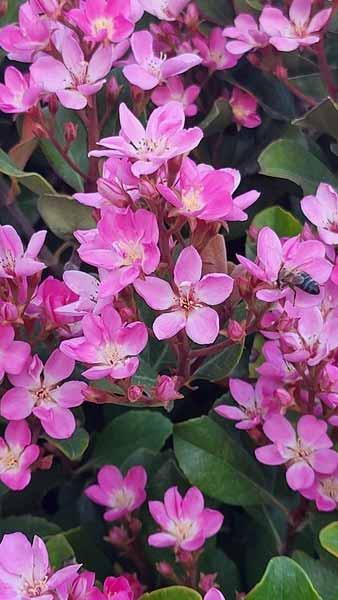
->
[278, 267, 320, 295]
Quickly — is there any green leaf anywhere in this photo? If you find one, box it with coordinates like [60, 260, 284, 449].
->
[293, 550, 338, 600]
[141, 587, 202, 600]
[293, 97, 338, 141]
[199, 99, 232, 136]
[0, 147, 55, 195]
[319, 522, 338, 558]
[65, 526, 114, 580]
[40, 107, 88, 192]
[252, 206, 303, 237]
[246, 557, 323, 599]
[45, 428, 89, 461]
[37, 194, 95, 240]
[93, 410, 173, 466]
[192, 342, 244, 381]
[0, 516, 61, 540]
[0, 0, 21, 26]
[195, 0, 233, 25]
[258, 139, 338, 194]
[46, 534, 75, 570]
[174, 416, 282, 506]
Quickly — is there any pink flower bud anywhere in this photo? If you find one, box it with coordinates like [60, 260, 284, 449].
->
[64, 121, 78, 144]
[107, 525, 130, 548]
[48, 94, 59, 115]
[199, 573, 218, 593]
[106, 75, 122, 103]
[156, 562, 175, 578]
[128, 385, 144, 403]
[274, 64, 288, 80]
[32, 123, 49, 139]
[184, 2, 200, 29]
[227, 319, 245, 342]
[0, 0, 8, 18]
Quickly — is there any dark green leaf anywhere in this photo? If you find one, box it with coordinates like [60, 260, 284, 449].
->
[259, 139, 338, 194]
[195, 0, 233, 25]
[40, 107, 88, 191]
[293, 98, 338, 141]
[37, 194, 95, 240]
[246, 557, 323, 599]
[174, 416, 283, 506]
[45, 428, 90, 461]
[0, 516, 61, 540]
[252, 206, 302, 237]
[293, 550, 338, 600]
[46, 534, 75, 570]
[192, 342, 244, 381]
[0, 147, 55, 195]
[65, 526, 112, 580]
[199, 99, 232, 136]
[93, 410, 173, 466]
[141, 587, 202, 600]
[199, 548, 241, 600]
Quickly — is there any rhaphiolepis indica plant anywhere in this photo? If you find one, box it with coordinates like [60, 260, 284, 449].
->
[0, 0, 338, 598]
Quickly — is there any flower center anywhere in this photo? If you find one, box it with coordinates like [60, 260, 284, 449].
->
[92, 17, 114, 36]
[320, 477, 338, 500]
[22, 576, 48, 597]
[295, 441, 313, 460]
[114, 240, 143, 266]
[178, 285, 201, 313]
[33, 385, 54, 407]
[181, 188, 203, 213]
[171, 519, 196, 542]
[112, 486, 135, 509]
[104, 344, 124, 366]
[0, 250, 16, 275]
[0, 450, 19, 472]
[145, 54, 166, 78]
[133, 136, 170, 158]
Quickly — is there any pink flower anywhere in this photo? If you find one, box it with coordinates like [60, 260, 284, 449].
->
[124, 31, 201, 91]
[26, 276, 81, 333]
[300, 468, 338, 511]
[215, 378, 280, 430]
[56, 271, 112, 317]
[260, 0, 331, 51]
[134, 246, 233, 344]
[219, 169, 260, 222]
[0, 1, 51, 62]
[0, 225, 46, 279]
[255, 415, 338, 491]
[75, 157, 139, 210]
[204, 590, 225, 600]
[280, 307, 338, 366]
[0, 67, 41, 114]
[230, 87, 261, 129]
[237, 227, 332, 302]
[85, 465, 147, 521]
[194, 28, 238, 71]
[89, 101, 203, 177]
[0, 532, 80, 599]
[158, 158, 235, 221]
[0, 421, 39, 491]
[148, 486, 223, 550]
[151, 76, 200, 117]
[95, 576, 135, 600]
[224, 13, 269, 56]
[138, 0, 190, 20]
[76, 208, 160, 295]
[68, 0, 134, 43]
[1, 350, 87, 439]
[0, 325, 31, 381]
[30, 37, 113, 109]
[256, 340, 300, 385]
[58, 571, 100, 600]
[60, 305, 148, 380]
[301, 183, 338, 245]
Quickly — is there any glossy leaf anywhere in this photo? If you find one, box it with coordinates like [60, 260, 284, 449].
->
[174, 416, 281, 506]
[45, 428, 90, 461]
[199, 99, 233, 136]
[0, 147, 55, 195]
[37, 194, 95, 240]
[93, 410, 173, 466]
[246, 557, 323, 599]
[195, 0, 233, 25]
[192, 342, 244, 381]
[319, 522, 338, 558]
[293, 98, 338, 141]
[141, 587, 202, 600]
[46, 534, 75, 570]
[293, 551, 338, 600]
[259, 139, 338, 194]
[0, 516, 61, 539]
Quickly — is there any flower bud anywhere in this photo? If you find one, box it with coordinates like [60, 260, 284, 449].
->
[128, 385, 144, 403]
[156, 562, 175, 578]
[32, 123, 49, 139]
[64, 121, 78, 144]
[106, 525, 130, 548]
[274, 64, 288, 80]
[227, 319, 245, 342]
[184, 2, 199, 29]
[48, 93, 59, 115]
[199, 573, 218, 593]
[106, 75, 122, 104]
[0, 0, 8, 18]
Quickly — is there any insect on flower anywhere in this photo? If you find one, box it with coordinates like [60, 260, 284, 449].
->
[277, 266, 320, 295]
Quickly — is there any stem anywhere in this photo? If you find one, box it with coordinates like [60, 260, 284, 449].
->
[86, 98, 100, 192]
[316, 38, 337, 99]
[284, 79, 317, 107]
[48, 131, 88, 181]
[282, 498, 310, 555]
